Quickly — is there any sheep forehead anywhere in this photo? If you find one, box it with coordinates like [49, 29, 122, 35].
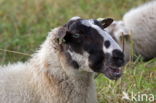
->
[81, 19, 122, 54]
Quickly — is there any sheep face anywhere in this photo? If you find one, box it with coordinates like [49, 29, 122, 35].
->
[105, 21, 130, 42]
[53, 17, 125, 80]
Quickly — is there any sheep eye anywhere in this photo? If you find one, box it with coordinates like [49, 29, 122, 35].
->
[72, 33, 80, 38]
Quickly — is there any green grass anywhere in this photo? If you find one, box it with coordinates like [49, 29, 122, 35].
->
[96, 59, 156, 103]
[0, 0, 155, 103]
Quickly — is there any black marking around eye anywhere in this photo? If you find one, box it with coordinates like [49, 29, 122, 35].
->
[104, 40, 110, 48]
[89, 50, 105, 72]
[63, 18, 106, 71]
[72, 33, 80, 38]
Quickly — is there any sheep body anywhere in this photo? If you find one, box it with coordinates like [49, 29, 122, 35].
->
[0, 29, 97, 103]
[105, 1, 156, 61]
[0, 17, 125, 103]
[123, 1, 156, 60]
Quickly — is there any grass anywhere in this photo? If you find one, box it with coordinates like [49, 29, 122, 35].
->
[96, 59, 156, 103]
[0, 0, 155, 103]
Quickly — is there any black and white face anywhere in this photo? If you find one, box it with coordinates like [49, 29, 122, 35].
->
[55, 17, 125, 80]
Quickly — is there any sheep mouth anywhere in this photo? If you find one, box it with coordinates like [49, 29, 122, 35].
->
[102, 66, 122, 80]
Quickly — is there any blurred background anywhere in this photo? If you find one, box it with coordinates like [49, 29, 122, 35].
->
[0, 0, 155, 103]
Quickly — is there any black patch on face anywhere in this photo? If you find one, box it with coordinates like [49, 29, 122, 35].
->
[93, 20, 104, 29]
[64, 31, 83, 54]
[63, 19, 105, 71]
[104, 40, 110, 48]
[58, 18, 125, 80]
[88, 50, 105, 72]
[64, 20, 104, 54]
[112, 49, 125, 67]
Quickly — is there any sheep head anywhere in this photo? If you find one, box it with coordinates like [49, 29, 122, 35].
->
[104, 21, 130, 42]
[50, 17, 125, 80]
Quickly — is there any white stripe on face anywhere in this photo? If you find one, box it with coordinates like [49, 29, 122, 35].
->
[67, 50, 94, 72]
[81, 20, 122, 54]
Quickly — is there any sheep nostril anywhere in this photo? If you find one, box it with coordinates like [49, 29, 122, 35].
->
[112, 58, 124, 67]
[112, 49, 124, 59]
[112, 49, 125, 67]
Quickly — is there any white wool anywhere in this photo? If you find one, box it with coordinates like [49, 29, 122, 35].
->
[0, 28, 97, 103]
[123, 1, 156, 58]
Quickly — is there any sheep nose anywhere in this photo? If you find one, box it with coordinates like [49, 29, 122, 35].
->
[112, 49, 125, 67]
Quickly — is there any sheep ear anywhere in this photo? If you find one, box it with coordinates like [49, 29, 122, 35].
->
[56, 27, 67, 44]
[98, 18, 114, 28]
[50, 27, 67, 50]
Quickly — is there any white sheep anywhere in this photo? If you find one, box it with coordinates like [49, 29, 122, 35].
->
[0, 17, 125, 103]
[104, 1, 156, 61]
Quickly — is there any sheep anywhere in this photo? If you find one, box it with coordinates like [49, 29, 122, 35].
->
[103, 1, 156, 62]
[0, 17, 125, 103]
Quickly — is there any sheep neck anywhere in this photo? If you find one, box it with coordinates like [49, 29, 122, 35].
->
[29, 37, 97, 103]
